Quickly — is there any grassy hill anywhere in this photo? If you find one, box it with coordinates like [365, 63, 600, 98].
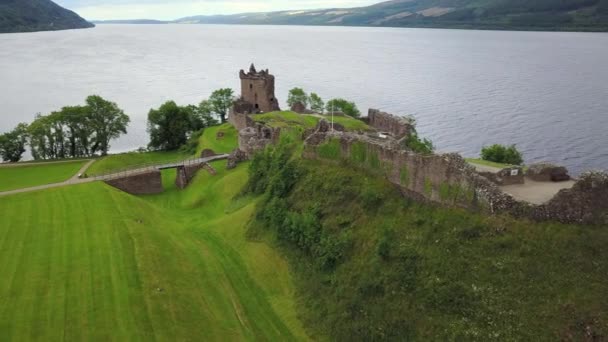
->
[176, 0, 608, 31]
[2, 114, 607, 340]
[0, 160, 86, 191]
[0, 0, 93, 34]
[0, 128, 309, 340]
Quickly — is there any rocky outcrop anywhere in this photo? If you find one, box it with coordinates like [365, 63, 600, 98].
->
[527, 163, 571, 182]
[105, 170, 163, 195]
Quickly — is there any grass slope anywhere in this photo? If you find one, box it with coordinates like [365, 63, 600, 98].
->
[253, 111, 371, 131]
[0, 161, 309, 340]
[248, 146, 608, 340]
[87, 124, 238, 177]
[0, 160, 86, 191]
[86, 150, 188, 176]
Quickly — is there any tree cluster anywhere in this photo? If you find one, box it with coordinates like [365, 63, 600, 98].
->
[0, 95, 130, 162]
[481, 144, 524, 165]
[147, 88, 234, 151]
[287, 88, 361, 118]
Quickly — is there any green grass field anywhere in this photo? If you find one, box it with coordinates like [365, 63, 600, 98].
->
[196, 123, 238, 155]
[253, 111, 371, 131]
[0, 160, 309, 341]
[0, 160, 87, 192]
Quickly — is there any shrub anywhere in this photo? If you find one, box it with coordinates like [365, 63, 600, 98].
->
[326, 98, 361, 118]
[481, 144, 524, 165]
[404, 131, 435, 155]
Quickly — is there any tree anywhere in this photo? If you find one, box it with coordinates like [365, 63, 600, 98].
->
[86, 95, 130, 156]
[326, 98, 361, 118]
[196, 100, 220, 128]
[209, 88, 235, 123]
[59, 105, 92, 158]
[309, 93, 324, 113]
[0, 123, 29, 162]
[147, 101, 194, 151]
[287, 88, 309, 109]
[481, 144, 524, 165]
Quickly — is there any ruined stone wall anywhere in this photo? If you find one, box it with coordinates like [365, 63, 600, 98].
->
[530, 172, 608, 224]
[105, 170, 163, 195]
[367, 109, 415, 139]
[228, 109, 254, 132]
[175, 164, 204, 189]
[238, 123, 281, 157]
[304, 131, 608, 225]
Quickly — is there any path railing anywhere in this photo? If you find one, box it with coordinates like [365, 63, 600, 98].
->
[89, 155, 230, 181]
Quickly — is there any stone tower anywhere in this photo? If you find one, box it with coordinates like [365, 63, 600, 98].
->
[239, 64, 280, 113]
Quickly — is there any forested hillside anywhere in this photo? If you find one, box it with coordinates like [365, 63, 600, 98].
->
[0, 0, 93, 33]
[176, 0, 608, 31]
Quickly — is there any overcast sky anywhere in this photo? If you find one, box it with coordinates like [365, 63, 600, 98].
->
[54, 0, 379, 21]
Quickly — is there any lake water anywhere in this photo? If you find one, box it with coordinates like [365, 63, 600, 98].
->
[1, 24, 607, 174]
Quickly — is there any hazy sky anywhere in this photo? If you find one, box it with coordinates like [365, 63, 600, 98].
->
[54, 0, 379, 20]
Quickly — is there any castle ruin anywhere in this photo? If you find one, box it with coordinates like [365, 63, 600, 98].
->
[239, 64, 280, 113]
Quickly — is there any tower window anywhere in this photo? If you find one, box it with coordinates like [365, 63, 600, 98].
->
[250, 84, 253, 89]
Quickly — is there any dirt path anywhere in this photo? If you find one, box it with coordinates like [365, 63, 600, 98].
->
[0, 159, 94, 168]
[69, 160, 96, 181]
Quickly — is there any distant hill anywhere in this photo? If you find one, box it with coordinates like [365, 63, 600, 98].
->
[92, 19, 168, 25]
[0, 0, 94, 33]
[175, 0, 608, 31]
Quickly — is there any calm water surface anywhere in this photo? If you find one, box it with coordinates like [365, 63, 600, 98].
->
[1, 24, 607, 174]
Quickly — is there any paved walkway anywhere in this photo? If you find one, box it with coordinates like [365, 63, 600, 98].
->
[0, 155, 228, 197]
[0, 159, 94, 168]
[499, 177, 576, 205]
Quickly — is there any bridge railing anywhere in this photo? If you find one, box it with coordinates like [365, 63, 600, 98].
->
[88, 155, 229, 181]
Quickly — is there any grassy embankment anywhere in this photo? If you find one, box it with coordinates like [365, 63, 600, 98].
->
[87, 123, 238, 176]
[0, 126, 309, 341]
[465, 158, 515, 169]
[244, 115, 608, 340]
[0, 160, 87, 192]
[253, 111, 371, 131]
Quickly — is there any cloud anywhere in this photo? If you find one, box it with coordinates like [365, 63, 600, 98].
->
[55, 0, 379, 20]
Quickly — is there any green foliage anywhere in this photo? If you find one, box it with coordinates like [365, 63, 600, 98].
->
[350, 141, 367, 164]
[147, 101, 195, 151]
[249, 159, 608, 340]
[481, 144, 524, 165]
[26, 96, 129, 159]
[308, 93, 324, 113]
[317, 138, 341, 160]
[0, 123, 28, 162]
[0, 0, 93, 34]
[400, 165, 410, 186]
[287, 87, 309, 109]
[85, 95, 130, 156]
[404, 131, 435, 155]
[209, 88, 235, 123]
[326, 98, 361, 118]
